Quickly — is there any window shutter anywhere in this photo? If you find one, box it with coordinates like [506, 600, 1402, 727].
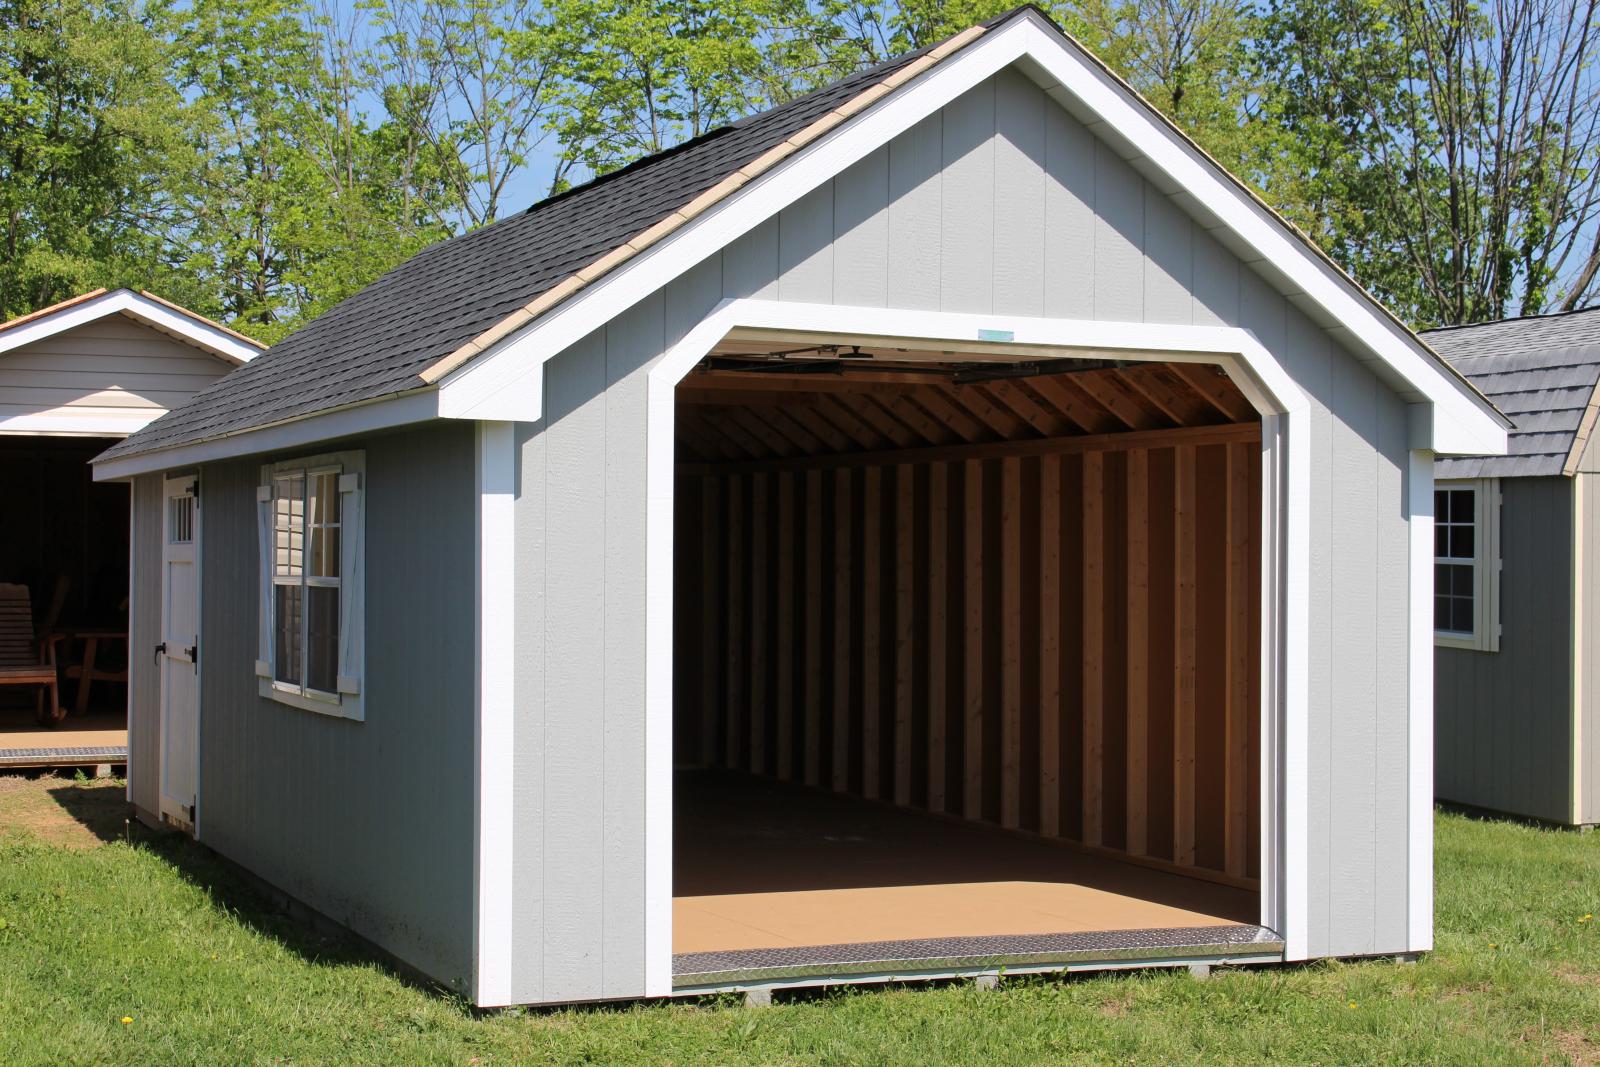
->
[255, 480, 273, 678]
[336, 472, 363, 696]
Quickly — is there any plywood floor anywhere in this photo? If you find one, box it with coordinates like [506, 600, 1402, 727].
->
[0, 710, 127, 754]
[673, 771, 1256, 955]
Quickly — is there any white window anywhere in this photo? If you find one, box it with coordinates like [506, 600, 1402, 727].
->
[256, 450, 365, 719]
[1434, 477, 1500, 652]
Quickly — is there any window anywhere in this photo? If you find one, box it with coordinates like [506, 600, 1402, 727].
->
[1434, 478, 1499, 652]
[257, 451, 365, 719]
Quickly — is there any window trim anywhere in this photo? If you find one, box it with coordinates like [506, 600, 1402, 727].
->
[256, 449, 366, 720]
[1434, 477, 1501, 652]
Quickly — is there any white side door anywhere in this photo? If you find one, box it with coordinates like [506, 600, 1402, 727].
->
[159, 474, 200, 831]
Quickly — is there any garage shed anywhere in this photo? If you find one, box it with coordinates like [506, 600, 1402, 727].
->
[94, 6, 1507, 1006]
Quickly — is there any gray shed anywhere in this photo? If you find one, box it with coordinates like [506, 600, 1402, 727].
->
[1424, 311, 1600, 827]
[93, 7, 1507, 1006]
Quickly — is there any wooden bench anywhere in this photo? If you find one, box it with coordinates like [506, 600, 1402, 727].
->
[0, 583, 60, 725]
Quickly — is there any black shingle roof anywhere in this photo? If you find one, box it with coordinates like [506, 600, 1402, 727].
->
[97, 18, 990, 461]
[1423, 309, 1600, 478]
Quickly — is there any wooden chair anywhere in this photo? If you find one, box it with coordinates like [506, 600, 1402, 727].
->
[0, 583, 60, 725]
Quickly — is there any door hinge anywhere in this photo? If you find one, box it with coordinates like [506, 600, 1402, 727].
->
[187, 639, 198, 674]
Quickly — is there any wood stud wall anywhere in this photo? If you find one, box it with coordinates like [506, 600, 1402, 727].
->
[674, 417, 1264, 885]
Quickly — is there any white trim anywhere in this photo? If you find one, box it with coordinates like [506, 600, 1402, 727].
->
[640, 298, 1314, 977]
[1407, 450, 1435, 952]
[157, 472, 201, 834]
[0, 289, 261, 364]
[436, 12, 1505, 460]
[1433, 477, 1500, 652]
[92, 390, 440, 481]
[0, 409, 166, 437]
[1573, 474, 1586, 827]
[473, 421, 516, 1006]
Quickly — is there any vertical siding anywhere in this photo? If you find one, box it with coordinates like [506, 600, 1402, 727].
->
[128, 473, 163, 818]
[1435, 477, 1574, 824]
[195, 423, 477, 989]
[511, 64, 1424, 1002]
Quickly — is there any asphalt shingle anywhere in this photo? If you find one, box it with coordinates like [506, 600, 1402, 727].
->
[1423, 314, 1600, 478]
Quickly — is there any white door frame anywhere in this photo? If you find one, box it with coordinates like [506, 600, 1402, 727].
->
[638, 298, 1315, 994]
[158, 472, 201, 834]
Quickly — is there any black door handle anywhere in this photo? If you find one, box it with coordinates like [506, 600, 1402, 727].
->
[153, 641, 166, 663]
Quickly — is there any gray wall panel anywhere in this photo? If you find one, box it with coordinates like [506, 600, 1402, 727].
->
[128, 473, 163, 817]
[1435, 476, 1573, 824]
[510, 67, 1425, 1001]
[194, 423, 477, 989]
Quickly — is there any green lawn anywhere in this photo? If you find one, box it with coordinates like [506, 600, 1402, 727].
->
[0, 775, 1595, 1065]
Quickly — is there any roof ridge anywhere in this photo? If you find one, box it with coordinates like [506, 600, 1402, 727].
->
[1421, 305, 1600, 334]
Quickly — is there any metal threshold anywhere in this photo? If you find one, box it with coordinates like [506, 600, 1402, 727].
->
[672, 924, 1285, 992]
[0, 745, 128, 768]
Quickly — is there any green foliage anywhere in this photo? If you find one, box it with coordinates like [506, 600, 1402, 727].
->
[0, 0, 187, 318]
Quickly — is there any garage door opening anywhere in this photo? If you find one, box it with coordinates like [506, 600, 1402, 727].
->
[671, 337, 1271, 988]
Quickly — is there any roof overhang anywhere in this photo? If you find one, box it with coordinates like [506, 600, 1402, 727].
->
[433, 9, 1507, 458]
[0, 288, 264, 366]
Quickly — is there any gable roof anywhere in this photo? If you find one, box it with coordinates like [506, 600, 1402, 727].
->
[0, 288, 265, 365]
[1425, 309, 1600, 478]
[99, 5, 1506, 471]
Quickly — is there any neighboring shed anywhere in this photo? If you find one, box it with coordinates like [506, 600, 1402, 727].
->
[93, 7, 1507, 1007]
[0, 289, 261, 767]
[1424, 310, 1600, 827]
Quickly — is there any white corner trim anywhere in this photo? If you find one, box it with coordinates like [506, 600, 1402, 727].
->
[91, 390, 440, 481]
[640, 298, 1314, 978]
[435, 11, 1505, 460]
[1407, 450, 1436, 952]
[0, 289, 262, 365]
[474, 421, 517, 1007]
[1573, 474, 1586, 827]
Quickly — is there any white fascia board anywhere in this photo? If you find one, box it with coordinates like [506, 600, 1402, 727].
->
[0, 289, 263, 365]
[435, 11, 1505, 459]
[91, 390, 440, 481]
[1407, 450, 1435, 951]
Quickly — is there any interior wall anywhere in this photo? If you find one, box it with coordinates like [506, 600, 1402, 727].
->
[675, 430, 1262, 883]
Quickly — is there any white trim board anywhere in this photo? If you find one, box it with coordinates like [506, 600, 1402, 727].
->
[473, 421, 517, 1006]
[1407, 450, 1435, 952]
[0, 289, 262, 365]
[435, 10, 1506, 460]
[640, 299, 1315, 988]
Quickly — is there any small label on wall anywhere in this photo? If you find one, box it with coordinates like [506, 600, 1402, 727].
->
[978, 328, 1015, 342]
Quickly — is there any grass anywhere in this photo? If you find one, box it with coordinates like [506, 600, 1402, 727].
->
[0, 774, 1596, 1065]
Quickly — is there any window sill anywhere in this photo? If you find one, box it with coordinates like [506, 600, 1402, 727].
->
[1435, 631, 1497, 653]
[258, 677, 364, 721]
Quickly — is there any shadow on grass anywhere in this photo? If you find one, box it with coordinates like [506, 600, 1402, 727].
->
[37, 783, 469, 1006]
[45, 781, 130, 845]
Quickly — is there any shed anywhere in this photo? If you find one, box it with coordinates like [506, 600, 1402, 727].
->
[0, 289, 260, 768]
[93, 7, 1507, 1006]
[1423, 310, 1600, 828]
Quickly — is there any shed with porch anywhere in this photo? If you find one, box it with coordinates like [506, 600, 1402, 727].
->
[94, 6, 1506, 1006]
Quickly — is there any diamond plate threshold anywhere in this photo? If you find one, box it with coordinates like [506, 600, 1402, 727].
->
[0, 745, 127, 767]
[673, 924, 1285, 991]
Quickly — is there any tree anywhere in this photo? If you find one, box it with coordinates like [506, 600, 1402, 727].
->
[0, 0, 188, 317]
[1257, 0, 1600, 324]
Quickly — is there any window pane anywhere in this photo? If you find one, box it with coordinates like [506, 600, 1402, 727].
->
[1451, 524, 1474, 559]
[310, 524, 341, 579]
[274, 584, 303, 684]
[1451, 595, 1475, 634]
[274, 474, 305, 578]
[306, 586, 340, 693]
[1448, 562, 1474, 596]
[1434, 595, 1451, 630]
[1434, 489, 1447, 521]
[309, 472, 341, 525]
[1452, 489, 1474, 522]
[1435, 524, 1449, 557]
